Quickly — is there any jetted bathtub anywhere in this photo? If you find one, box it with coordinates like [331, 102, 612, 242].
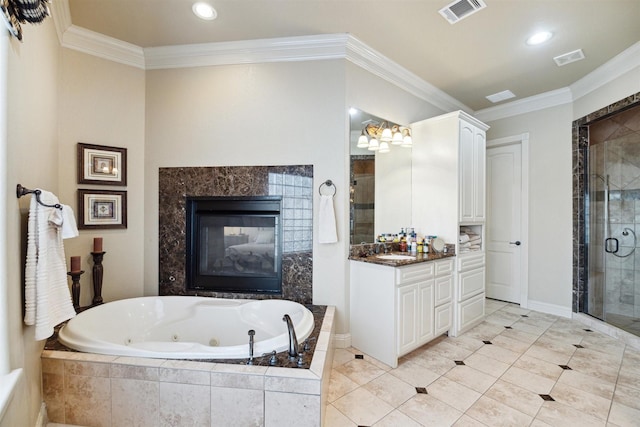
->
[58, 296, 315, 359]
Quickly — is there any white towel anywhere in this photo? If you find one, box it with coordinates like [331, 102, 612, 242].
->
[24, 189, 77, 341]
[459, 233, 470, 243]
[318, 194, 338, 244]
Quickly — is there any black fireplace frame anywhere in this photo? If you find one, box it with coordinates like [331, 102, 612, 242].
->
[185, 196, 283, 294]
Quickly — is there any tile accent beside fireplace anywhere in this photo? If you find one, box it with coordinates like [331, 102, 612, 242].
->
[159, 165, 313, 304]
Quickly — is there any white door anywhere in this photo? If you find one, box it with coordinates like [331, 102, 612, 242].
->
[486, 143, 522, 303]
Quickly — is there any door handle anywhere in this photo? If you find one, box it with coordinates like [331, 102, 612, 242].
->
[605, 237, 619, 253]
[509, 241, 521, 246]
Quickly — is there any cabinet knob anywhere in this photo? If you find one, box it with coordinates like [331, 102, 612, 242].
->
[509, 241, 521, 246]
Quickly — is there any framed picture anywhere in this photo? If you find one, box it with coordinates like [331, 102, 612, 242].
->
[78, 190, 127, 229]
[77, 143, 127, 185]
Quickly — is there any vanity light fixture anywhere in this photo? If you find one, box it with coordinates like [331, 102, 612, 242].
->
[526, 31, 553, 46]
[359, 121, 412, 153]
[357, 130, 369, 148]
[192, 2, 217, 20]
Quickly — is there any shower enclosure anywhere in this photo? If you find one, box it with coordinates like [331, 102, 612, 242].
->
[585, 104, 640, 336]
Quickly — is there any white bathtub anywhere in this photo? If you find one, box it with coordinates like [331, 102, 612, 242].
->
[58, 296, 315, 359]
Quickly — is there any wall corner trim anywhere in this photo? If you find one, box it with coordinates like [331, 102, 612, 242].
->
[475, 88, 573, 123]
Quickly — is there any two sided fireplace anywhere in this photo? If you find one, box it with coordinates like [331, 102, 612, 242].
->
[185, 196, 283, 294]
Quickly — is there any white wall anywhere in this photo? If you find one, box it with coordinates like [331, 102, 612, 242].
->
[58, 49, 146, 306]
[573, 65, 640, 120]
[2, 18, 60, 427]
[143, 60, 350, 331]
[486, 104, 573, 309]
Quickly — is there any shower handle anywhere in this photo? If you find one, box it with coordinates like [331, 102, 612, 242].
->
[604, 237, 619, 254]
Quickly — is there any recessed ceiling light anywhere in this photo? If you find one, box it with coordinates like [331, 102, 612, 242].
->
[192, 2, 217, 20]
[349, 108, 358, 115]
[526, 31, 553, 46]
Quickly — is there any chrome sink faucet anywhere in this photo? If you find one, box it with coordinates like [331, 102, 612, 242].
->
[282, 314, 299, 359]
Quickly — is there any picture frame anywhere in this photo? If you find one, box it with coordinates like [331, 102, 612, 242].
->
[78, 189, 127, 229]
[77, 143, 127, 186]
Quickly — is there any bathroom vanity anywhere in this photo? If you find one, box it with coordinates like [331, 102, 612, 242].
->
[349, 254, 454, 368]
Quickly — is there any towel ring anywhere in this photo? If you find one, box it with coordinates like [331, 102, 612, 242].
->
[319, 179, 336, 197]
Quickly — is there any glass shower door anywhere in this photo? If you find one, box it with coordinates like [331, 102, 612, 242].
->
[587, 133, 640, 335]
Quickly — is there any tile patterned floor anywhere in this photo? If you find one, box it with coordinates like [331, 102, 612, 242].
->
[326, 299, 640, 426]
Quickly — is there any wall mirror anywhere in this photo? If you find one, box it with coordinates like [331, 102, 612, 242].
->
[349, 109, 412, 244]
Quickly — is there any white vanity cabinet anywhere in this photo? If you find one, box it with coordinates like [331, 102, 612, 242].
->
[350, 258, 454, 368]
[410, 110, 489, 337]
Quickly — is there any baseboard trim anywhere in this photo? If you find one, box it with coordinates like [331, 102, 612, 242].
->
[527, 300, 572, 318]
[35, 402, 47, 427]
[333, 333, 351, 349]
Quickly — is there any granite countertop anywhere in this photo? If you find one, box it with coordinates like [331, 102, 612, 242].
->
[349, 250, 456, 267]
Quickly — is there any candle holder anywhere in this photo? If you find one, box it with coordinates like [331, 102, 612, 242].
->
[67, 270, 84, 312]
[91, 251, 106, 305]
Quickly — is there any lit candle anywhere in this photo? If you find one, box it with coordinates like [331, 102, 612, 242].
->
[93, 237, 103, 253]
[70, 256, 81, 272]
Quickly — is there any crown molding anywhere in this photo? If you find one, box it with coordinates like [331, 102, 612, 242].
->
[344, 36, 471, 114]
[144, 33, 349, 69]
[570, 40, 640, 101]
[474, 87, 573, 123]
[49, 0, 71, 45]
[61, 25, 145, 69]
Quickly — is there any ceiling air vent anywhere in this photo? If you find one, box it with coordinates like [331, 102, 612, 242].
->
[553, 49, 585, 66]
[439, 0, 487, 24]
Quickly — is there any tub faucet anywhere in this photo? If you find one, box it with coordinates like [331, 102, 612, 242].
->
[282, 314, 299, 359]
[247, 329, 255, 365]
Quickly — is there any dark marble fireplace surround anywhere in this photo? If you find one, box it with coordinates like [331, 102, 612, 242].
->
[159, 165, 313, 304]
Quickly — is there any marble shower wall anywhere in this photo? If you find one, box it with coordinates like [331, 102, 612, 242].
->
[572, 92, 640, 313]
[158, 165, 313, 304]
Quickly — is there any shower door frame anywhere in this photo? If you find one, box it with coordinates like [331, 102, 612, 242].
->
[573, 93, 640, 315]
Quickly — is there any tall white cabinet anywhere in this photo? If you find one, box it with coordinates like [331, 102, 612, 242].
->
[411, 111, 489, 336]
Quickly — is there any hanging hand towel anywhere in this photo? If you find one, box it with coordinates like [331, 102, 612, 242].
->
[24, 189, 77, 341]
[318, 194, 338, 244]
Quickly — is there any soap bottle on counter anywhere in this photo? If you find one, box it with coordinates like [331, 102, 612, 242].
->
[399, 237, 407, 252]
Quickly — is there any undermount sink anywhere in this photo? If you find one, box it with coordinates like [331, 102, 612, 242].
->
[376, 254, 416, 261]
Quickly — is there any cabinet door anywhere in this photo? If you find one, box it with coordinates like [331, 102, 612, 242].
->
[458, 267, 485, 301]
[397, 285, 418, 355]
[459, 121, 486, 223]
[417, 280, 434, 345]
[473, 129, 486, 221]
[459, 122, 475, 222]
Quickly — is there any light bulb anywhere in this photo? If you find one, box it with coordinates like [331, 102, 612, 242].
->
[378, 141, 390, 153]
[368, 137, 379, 151]
[392, 130, 403, 145]
[357, 131, 369, 148]
[192, 2, 217, 20]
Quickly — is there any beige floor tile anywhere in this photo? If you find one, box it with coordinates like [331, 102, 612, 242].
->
[444, 365, 497, 393]
[444, 334, 486, 352]
[556, 369, 615, 400]
[501, 366, 557, 394]
[550, 382, 612, 421]
[510, 320, 550, 336]
[608, 401, 640, 426]
[389, 359, 441, 388]
[483, 379, 544, 417]
[523, 343, 573, 365]
[334, 357, 387, 386]
[617, 363, 640, 390]
[613, 383, 640, 410]
[424, 340, 474, 360]
[453, 414, 490, 426]
[372, 409, 423, 427]
[333, 348, 357, 367]
[475, 342, 521, 364]
[499, 304, 531, 316]
[464, 395, 533, 427]
[462, 322, 507, 341]
[324, 404, 357, 427]
[362, 372, 417, 407]
[463, 352, 511, 378]
[402, 348, 457, 375]
[535, 401, 607, 427]
[332, 387, 395, 426]
[399, 393, 463, 426]
[568, 353, 621, 384]
[512, 354, 564, 380]
[499, 327, 540, 345]
[327, 370, 359, 403]
[484, 311, 522, 327]
[427, 376, 482, 412]
[490, 333, 533, 354]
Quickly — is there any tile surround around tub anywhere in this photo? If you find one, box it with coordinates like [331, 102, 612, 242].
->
[42, 306, 335, 427]
[158, 165, 313, 304]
